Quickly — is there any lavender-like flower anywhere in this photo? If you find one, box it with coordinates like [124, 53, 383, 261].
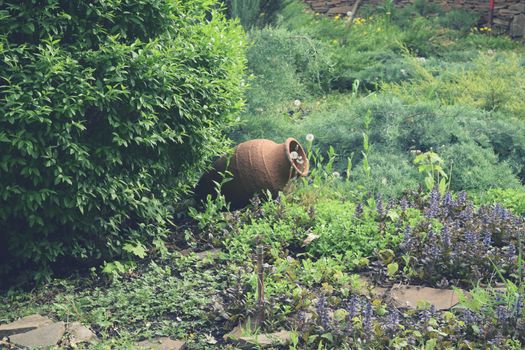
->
[443, 191, 453, 207]
[456, 191, 467, 208]
[347, 295, 360, 319]
[400, 197, 409, 212]
[464, 231, 477, 246]
[427, 232, 441, 258]
[362, 300, 373, 335]
[507, 243, 516, 261]
[346, 295, 360, 334]
[376, 194, 384, 217]
[382, 310, 400, 334]
[401, 225, 412, 251]
[316, 294, 330, 331]
[354, 203, 363, 218]
[459, 202, 474, 221]
[386, 199, 395, 212]
[441, 225, 451, 248]
[482, 231, 492, 247]
[426, 187, 440, 218]
[513, 293, 523, 318]
[495, 304, 509, 323]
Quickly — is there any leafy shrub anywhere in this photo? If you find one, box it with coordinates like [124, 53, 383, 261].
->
[440, 142, 521, 192]
[438, 8, 479, 32]
[245, 27, 334, 112]
[411, 0, 443, 16]
[225, 0, 262, 28]
[234, 93, 525, 197]
[401, 17, 440, 57]
[306, 197, 403, 263]
[465, 116, 525, 183]
[478, 188, 525, 216]
[0, 0, 245, 280]
[349, 150, 420, 197]
[223, 0, 289, 28]
[384, 52, 525, 119]
[274, 2, 411, 91]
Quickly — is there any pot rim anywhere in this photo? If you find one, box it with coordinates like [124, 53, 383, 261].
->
[284, 138, 309, 177]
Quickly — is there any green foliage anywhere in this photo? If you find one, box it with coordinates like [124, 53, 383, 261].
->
[441, 142, 521, 192]
[438, 9, 479, 32]
[384, 52, 525, 119]
[305, 198, 402, 264]
[234, 90, 525, 198]
[0, 0, 246, 280]
[413, 151, 449, 194]
[224, 0, 289, 29]
[411, 0, 443, 17]
[477, 187, 525, 216]
[226, 0, 262, 28]
[245, 27, 334, 112]
[2, 256, 235, 347]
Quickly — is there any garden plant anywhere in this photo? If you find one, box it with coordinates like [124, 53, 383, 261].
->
[1, 0, 525, 349]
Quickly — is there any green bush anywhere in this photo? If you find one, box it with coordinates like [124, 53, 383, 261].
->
[234, 91, 525, 197]
[245, 27, 334, 112]
[0, 0, 245, 280]
[440, 142, 521, 192]
[384, 52, 525, 119]
[224, 0, 289, 29]
[438, 8, 479, 32]
[477, 187, 525, 216]
[411, 0, 443, 17]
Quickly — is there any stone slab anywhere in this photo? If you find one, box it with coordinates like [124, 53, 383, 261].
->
[327, 6, 353, 15]
[510, 14, 525, 37]
[136, 337, 186, 350]
[509, 3, 525, 13]
[67, 322, 96, 345]
[389, 285, 460, 310]
[0, 315, 54, 337]
[235, 330, 292, 349]
[9, 321, 65, 348]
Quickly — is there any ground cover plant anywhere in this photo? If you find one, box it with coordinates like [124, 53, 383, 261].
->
[2, 0, 525, 349]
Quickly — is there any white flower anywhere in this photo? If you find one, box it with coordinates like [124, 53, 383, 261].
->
[416, 57, 426, 62]
[294, 99, 302, 107]
[400, 69, 407, 76]
[332, 171, 340, 178]
[347, 11, 352, 17]
[290, 151, 299, 160]
[306, 133, 315, 142]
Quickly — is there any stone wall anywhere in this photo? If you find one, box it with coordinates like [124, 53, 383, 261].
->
[304, 0, 525, 37]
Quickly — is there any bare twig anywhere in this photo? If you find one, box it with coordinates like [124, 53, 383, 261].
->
[255, 237, 265, 327]
[345, 0, 363, 29]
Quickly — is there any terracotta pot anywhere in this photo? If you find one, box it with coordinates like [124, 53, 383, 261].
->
[195, 138, 309, 209]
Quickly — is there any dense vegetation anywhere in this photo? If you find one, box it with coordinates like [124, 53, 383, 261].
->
[0, 0, 245, 281]
[1, 0, 525, 349]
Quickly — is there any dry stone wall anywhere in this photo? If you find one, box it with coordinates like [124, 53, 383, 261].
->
[304, 0, 525, 37]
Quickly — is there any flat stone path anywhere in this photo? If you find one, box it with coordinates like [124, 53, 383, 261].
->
[0, 314, 95, 348]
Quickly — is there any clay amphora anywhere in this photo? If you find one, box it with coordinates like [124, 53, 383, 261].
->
[195, 138, 309, 209]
